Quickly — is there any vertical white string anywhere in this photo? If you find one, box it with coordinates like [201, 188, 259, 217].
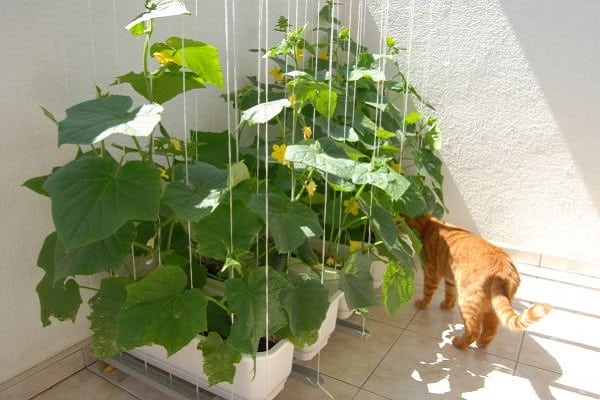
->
[86, 0, 98, 83]
[262, 0, 271, 389]
[231, 0, 240, 162]
[224, 0, 235, 260]
[400, 0, 415, 163]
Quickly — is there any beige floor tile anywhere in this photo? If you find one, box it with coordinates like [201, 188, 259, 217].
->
[516, 274, 600, 317]
[366, 300, 419, 329]
[525, 307, 600, 349]
[352, 389, 391, 399]
[460, 369, 541, 400]
[515, 363, 599, 400]
[518, 334, 600, 396]
[294, 318, 402, 386]
[275, 373, 358, 399]
[363, 330, 514, 400]
[32, 369, 138, 400]
[1, 351, 85, 400]
[517, 263, 600, 290]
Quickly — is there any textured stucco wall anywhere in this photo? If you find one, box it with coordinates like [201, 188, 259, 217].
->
[0, 0, 297, 383]
[364, 0, 600, 264]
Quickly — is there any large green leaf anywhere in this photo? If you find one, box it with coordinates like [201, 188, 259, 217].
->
[53, 223, 136, 282]
[225, 268, 289, 355]
[338, 252, 376, 309]
[348, 68, 386, 82]
[285, 139, 410, 201]
[279, 278, 329, 337]
[241, 99, 290, 125]
[44, 157, 160, 249]
[126, 0, 190, 32]
[192, 200, 262, 260]
[88, 277, 130, 359]
[249, 193, 323, 253]
[393, 177, 428, 218]
[57, 95, 162, 145]
[163, 162, 229, 222]
[191, 131, 230, 167]
[117, 264, 208, 355]
[413, 148, 444, 192]
[36, 233, 82, 327]
[198, 332, 242, 386]
[358, 195, 414, 267]
[166, 38, 223, 89]
[114, 71, 205, 104]
[381, 262, 414, 315]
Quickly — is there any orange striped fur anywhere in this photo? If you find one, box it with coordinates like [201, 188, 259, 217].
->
[407, 215, 552, 349]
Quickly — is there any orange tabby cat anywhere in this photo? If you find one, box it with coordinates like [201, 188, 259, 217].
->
[406, 215, 552, 349]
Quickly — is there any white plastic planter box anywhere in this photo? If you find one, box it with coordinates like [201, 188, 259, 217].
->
[292, 290, 344, 361]
[128, 337, 294, 400]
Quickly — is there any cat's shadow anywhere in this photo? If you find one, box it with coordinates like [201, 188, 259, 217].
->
[408, 321, 562, 400]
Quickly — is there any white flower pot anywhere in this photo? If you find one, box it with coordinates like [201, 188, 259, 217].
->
[293, 289, 344, 361]
[128, 337, 294, 400]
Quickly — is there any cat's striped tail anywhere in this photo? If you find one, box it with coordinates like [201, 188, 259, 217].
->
[491, 277, 552, 330]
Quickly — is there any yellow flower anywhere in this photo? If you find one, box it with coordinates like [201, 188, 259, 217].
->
[389, 160, 403, 173]
[295, 47, 304, 62]
[343, 198, 359, 216]
[306, 180, 317, 197]
[158, 167, 169, 180]
[271, 143, 290, 166]
[326, 256, 336, 267]
[303, 126, 312, 140]
[169, 138, 182, 151]
[349, 240, 362, 253]
[269, 65, 283, 82]
[289, 94, 297, 107]
[318, 51, 329, 61]
[153, 51, 178, 65]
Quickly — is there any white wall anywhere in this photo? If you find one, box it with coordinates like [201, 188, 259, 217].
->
[0, 0, 301, 384]
[364, 0, 600, 265]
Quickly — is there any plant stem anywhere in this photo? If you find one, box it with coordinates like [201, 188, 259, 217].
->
[206, 296, 229, 313]
[133, 242, 153, 253]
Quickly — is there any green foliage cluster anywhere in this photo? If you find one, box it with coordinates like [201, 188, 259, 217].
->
[23, 0, 445, 387]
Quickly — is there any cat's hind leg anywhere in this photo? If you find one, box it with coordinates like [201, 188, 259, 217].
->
[415, 272, 440, 309]
[440, 279, 457, 310]
[452, 296, 483, 349]
[476, 312, 500, 348]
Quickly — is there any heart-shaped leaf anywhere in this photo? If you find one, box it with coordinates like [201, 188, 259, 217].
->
[249, 193, 323, 253]
[225, 268, 289, 355]
[192, 200, 262, 260]
[53, 223, 136, 282]
[241, 99, 290, 125]
[381, 261, 414, 315]
[44, 157, 160, 249]
[280, 278, 329, 337]
[114, 71, 205, 104]
[58, 95, 162, 145]
[88, 277, 130, 359]
[163, 162, 229, 222]
[198, 332, 242, 386]
[126, 0, 190, 32]
[36, 233, 82, 327]
[338, 252, 376, 309]
[166, 37, 223, 89]
[117, 264, 208, 355]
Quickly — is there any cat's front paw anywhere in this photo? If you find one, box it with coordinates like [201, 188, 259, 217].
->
[415, 299, 429, 309]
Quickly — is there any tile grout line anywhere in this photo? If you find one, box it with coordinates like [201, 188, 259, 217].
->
[85, 363, 145, 400]
[27, 350, 88, 400]
[513, 332, 526, 376]
[356, 327, 408, 396]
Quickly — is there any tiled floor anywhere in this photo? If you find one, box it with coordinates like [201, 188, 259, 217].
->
[30, 261, 600, 400]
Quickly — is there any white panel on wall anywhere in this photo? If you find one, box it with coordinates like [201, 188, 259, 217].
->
[364, 0, 600, 265]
